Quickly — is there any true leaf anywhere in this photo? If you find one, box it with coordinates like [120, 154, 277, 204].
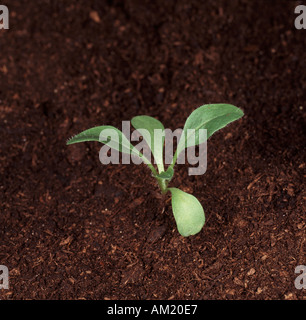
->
[131, 115, 165, 173]
[66, 125, 149, 162]
[168, 187, 205, 237]
[155, 167, 174, 180]
[175, 104, 244, 159]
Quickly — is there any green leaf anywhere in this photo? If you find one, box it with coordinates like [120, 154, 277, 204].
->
[67, 125, 134, 153]
[67, 125, 153, 164]
[175, 104, 244, 160]
[155, 167, 174, 180]
[131, 115, 165, 173]
[67, 125, 159, 175]
[168, 188, 205, 237]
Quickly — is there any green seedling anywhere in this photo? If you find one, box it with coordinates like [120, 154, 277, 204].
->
[67, 104, 244, 237]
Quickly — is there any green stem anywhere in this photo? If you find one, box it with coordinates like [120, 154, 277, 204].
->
[156, 177, 168, 194]
[169, 150, 178, 171]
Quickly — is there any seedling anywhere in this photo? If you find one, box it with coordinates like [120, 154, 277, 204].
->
[67, 104, 244, 237]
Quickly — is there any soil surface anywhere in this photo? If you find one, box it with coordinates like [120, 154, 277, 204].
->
[0, 0, 305, 300]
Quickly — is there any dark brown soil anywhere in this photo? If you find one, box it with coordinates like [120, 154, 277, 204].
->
[0, 0, 305, 300]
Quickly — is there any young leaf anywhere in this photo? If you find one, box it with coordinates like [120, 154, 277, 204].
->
[131, 115, 165, 173]
[175, 104, 244, 162]
[67, 125, 154, 166]
[67, 125, 133, 152]
[155, 167, 174, 180]
[168, 188, 205, 237]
